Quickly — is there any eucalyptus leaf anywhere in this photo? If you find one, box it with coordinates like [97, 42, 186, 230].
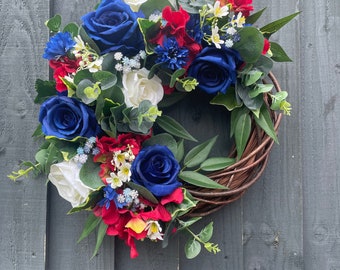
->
[236, 83, 264, 111]
[179, 171, 228, 189]
[45, 14, 61, 33]
[185, 237, 202, 259]
[254, 105, 279, 143]
[233, 27, 264, 63]
[79, 159, 105, 189]
[200, 157, 236, 171]
[198, 222, 214, 242]
[93, 71, 117, 90]
[243, 70, 263, 86]
[63, 22, 79, 37]
[77, 213, 101, 243]
[156, 115, 197, 142]
[183, 136, 217, 168]
[248, 84, 273, 98]
[170, 68, 186, 88]
[253, 55, 273, 75]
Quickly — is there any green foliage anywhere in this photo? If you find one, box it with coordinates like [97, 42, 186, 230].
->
[143, 133, 178, 156]
[246, 7, 266, 25]
[270, 42, 293, 62]
[210, 88, 242, 111]
[184, 221, 220, 259]
[183, 136, 217, 168]
[34, 79, 56, 104]
[45, 14, 61, 33]
[260, 12, 300, 39]
[127, 182, 159, 204]
[156, 115, 197, 142]
[200, 157, 236, 171]
[137, 18, 160, 54]
[91, 221, 108, 259]
[254, 105, 279, 143]
[78, 213, 101, 243]
[233, 27, 264, 63]
[63, 22, 79, 37]
[79, 26, 101, 55]
[179, 171, 228, 189]
[79, 158, 105, 189]
[69, 189, 103, 214]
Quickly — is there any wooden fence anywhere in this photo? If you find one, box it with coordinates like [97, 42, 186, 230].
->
[1, 0, 339, 269]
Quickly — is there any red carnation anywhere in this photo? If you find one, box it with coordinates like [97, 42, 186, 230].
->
[225, 0, 254, 17]
[49, 56, 80, 92]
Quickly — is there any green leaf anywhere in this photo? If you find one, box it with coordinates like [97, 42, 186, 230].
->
[200, 157, 236, 171]
[143, 133, 178, 157]
[175, 139, 185, 162]
[270, 91, 288, 110]
[127, 182, 159, 204]
[236, 83, 264, 111]
[243, 70, 263, 86]
[260, 12, 300, 38]
[79, 26, 101, 55]
[270, 42, 293, 62]
[156, 115, 197, 142]
[92, 71, 117, 90]
[246, 7, 266, 25]
[248, 84, 273, 98]
[166, 188, 197, 218]
[185, 237, 202, 259]
[254, 105, 279, 143]
[74, 69, 93, 85]
[63, 22, 79, 37]
[253, 55, 274, 75]
[179, 171, 228, 189]
[45, 14, 61, 33]
[177, 217, 202, 231]
[140, 0, 173, 17]
[234, 112, 252, 160]
[79, 159, 105, 189]
[91, 221, 108, 259]
[198, 222, 214, 242]
[210, 88, 242, 111]
[137, 18, 160, 54]
[170, 68, 186, 88]
[77, 213, 101, 243]
[34, 79, 56, 104]
[233, 27, 264, 63]
[183, 136, 217, 168]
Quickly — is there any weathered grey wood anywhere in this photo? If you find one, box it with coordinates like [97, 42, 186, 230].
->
[300, 1, 340, 269]
[2, 0, 340, 269]
[241, 1, 304, 269]
[0, 0, 49, 269]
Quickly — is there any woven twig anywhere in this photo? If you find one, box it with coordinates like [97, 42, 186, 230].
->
[185, 72, 283, 217]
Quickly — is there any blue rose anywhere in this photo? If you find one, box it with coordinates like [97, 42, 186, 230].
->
[39, 96, 101, 139]
[131, 145, 181, 197]
[188, 47, 242, 94]
[81, 0, 144, 55]
[43, 32, 76, 60]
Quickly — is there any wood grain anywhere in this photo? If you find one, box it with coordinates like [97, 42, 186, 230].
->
[1, 0, 340, 269]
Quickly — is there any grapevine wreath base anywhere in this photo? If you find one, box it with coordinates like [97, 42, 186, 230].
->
[185, 72, 282, 217]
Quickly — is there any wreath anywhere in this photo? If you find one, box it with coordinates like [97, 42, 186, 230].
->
[8, 0, 298, 259]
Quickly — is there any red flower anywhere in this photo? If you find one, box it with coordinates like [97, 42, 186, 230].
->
[225, 0, 254, 17]
[94, 133, 150, 183]
[49, 57, 80, 92]
[151, 6, 201, 68]
[262, 38, 270, 55]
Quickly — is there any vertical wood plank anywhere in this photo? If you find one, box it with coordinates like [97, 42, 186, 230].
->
[0, 0, 49, 269]
[300, 1, 340, 269]
[241, 0, 304, 269]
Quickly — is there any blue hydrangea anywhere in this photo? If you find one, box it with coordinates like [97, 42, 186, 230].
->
[43, 32, 76, 60]
[155, 37, 189, 70]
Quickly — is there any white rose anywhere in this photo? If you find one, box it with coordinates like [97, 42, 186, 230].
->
[48, 160, 93, 207]
[123, 0, 148, 12]
[122, 68, 164, 108]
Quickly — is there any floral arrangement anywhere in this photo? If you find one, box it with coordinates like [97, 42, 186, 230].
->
[9, 0, 298, 259]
